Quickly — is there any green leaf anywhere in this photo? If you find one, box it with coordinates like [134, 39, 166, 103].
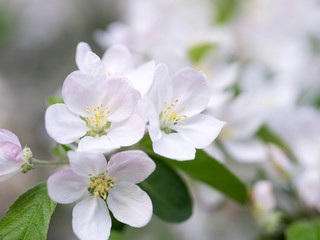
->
[139, 157, 192, 222]
[109, 230, 124, 240]
[286, 221, 317, 240]
[256, 124, 295, 160]
[188, 43, 217, 64]
[52, 144, 72, 161]
[215, 0, 240, 24]
[163, 150, 247, 204]
[0, 182, 57, 240]
[46, 96, 64, 106]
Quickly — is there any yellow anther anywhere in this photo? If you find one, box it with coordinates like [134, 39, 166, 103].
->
[86, 106, 90, 109]
[86, 110, 90, 114]
[105, 187, 109, 191]
[114, 177, 117, 182]
[175, 99, 179, 103]
[105, 107, 108, 109]
[187, 105, 190, 107]
[181, 122, 185, 125]
[164, 102, 167, 106]
[97, 106, 100, 109]
[105, 170, 109, 174]
[94, 191, 99, 196]
[171, 104, 175, 107]
[100, 104, 103, 107]
[94, 108, 97, 111]
[88, 173, 92, 176]
[107, 110, 110, 114]
[106, 176, 111, 181]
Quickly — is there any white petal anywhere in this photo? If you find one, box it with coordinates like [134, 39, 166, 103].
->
[68, 151, 107, 177]
[153, 133, 195, 161]
[0, 170, 19, 182]
[62, 71, 104, 116]
[0, 129, 21, 146]
[75, 42, 92, 71]
[47, 168, 87, 204]
[223, 139, 268, 163]
[73, 196, 111, 240]
[171, 68, 210, 117]
[172, 114, 225, 149]
[100, 77, 140, 122]
[108, 182, 152, 227]
[45, 104, 87, 144]
[75, 42, 105, 76]
[107, 113, 145, 147]
[108, 150, 155, 184]
[146, 64, 173, 113]
[77, 136, 120, 153]
[102, 44, 134, 74]
[138, 99, 162, 142]
[126, 60, 155, 95]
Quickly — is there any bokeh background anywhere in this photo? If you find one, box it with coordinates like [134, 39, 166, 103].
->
[1, 0, 320, 239]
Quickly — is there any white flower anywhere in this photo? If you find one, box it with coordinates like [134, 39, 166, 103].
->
[252, 181, 276, 213]
[141, 64, 225, 160]
[75, 42, 155, 96]
[295, 169, 320, 210]
[0, 129, 32, 182]
[45, 72, 145, 153]
[47, 150, 155, 240]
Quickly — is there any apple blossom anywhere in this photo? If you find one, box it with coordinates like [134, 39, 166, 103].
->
[75, 42, 155, 96]
[0, 129, 32, 182]
[45, 71, 145, 153]
[47, 150, 155, 240]
[141, 64, 225, 160]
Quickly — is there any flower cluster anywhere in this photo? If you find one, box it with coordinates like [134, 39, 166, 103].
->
[42, 42, 223, 239]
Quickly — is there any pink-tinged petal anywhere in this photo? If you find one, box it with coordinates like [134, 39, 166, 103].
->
[100, 77, 140, 122]
[153, 133, 195, 161]
[47, 168, 88, 204]
[62, 71, 104, 116]
[73, 196, 111, 240]
[171, 68, 210, 117]
[172, 114, 226, 149]
[0, 129, 21, 146]
[0, 170, 19, 182]
[223, 139, 268, 163]
[102, 44, 134, 74]
[108, 182, 152, 227]
[108, 150, 155, 184]
[138, 99, 162, 142]
[77, 136, 120, 153]
[147, 64, 173, 113]
[107, 113, 145, 147]
[45, 104, 88, 144]
[126, 60, 155, 95]
[0, 143, 24, 176]
[0, 142, 22, 161]
[68, 151, 107, 177]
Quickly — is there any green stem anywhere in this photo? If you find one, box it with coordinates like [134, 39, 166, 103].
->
[31, 158, 69, 166]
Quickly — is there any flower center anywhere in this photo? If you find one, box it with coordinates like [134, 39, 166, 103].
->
[88, 170, 116, 200]
[159, 99, 188, 134]
[20, 147, 33, 173]
[84, 104, 111, 135]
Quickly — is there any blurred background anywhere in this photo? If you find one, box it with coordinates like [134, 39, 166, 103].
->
[1, 0, 320, 239]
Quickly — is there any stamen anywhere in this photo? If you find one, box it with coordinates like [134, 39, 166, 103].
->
[88, 171, 116, 200]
